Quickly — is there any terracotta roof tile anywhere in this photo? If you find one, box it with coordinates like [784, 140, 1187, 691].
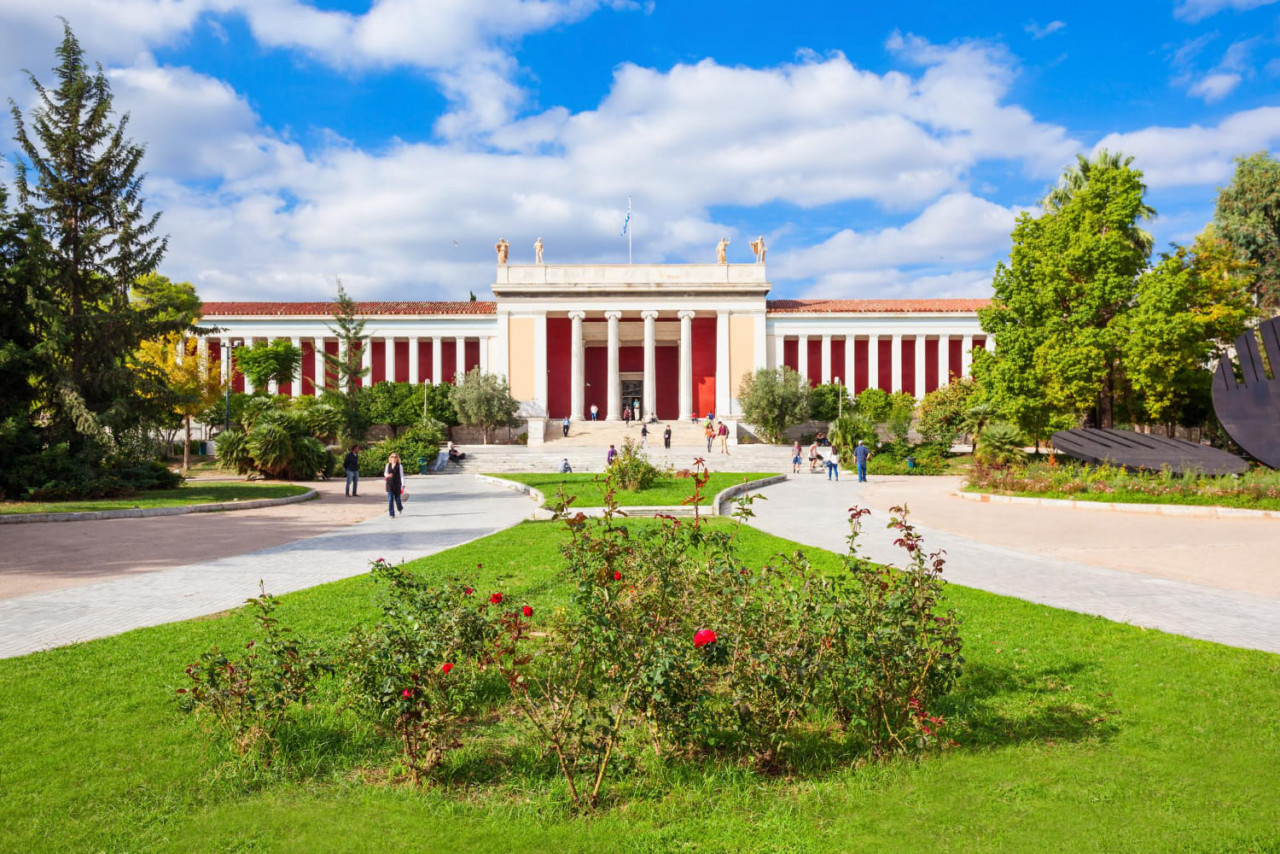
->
[201, 301, 496, 317]
[766, 298, 990, 314]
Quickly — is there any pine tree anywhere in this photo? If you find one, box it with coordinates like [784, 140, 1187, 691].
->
[324, 280, 369, 395]
[0, 186, 44, 498]
[9, 22, 173, 459]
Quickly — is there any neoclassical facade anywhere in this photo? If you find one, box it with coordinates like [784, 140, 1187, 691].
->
[201, 263, 990, 424]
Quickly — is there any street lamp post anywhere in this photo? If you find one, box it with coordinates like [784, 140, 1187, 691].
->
[835, 376, 842, 419]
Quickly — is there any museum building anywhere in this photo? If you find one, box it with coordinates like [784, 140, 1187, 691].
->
[200, 262, 991, 423]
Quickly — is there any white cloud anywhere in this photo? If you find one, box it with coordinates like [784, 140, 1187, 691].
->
[1024, 20, 1066, 39]
[1174, 0, 1279, 23]
[1094, 106, 1280, 187]
[1178, 36, 1261, 101]
[800, 268, 996, 301]
[1187, 71, 1243, 100]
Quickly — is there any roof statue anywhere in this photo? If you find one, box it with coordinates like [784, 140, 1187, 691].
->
[1213, 315, 1280, 469]
[494, 238, 509, 264]
[534, 237, 544, 265]
[715, 236, 730, 264]
[749, 235, 767, 264]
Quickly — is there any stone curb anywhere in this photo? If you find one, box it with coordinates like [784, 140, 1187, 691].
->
[0, 488, 319, 525]
[955, 489, 1280, 520]
[476, 473, 788, 519]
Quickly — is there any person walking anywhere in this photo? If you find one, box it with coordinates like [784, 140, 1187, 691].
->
[562, 415, 570, 437]
[791, 440, 802, 474]
[590, 403, 598, 421]
[854, 440, 871, 483]
[826, 448, 840, 481]
[808, 441, 820, 472]
[384, 452, 406, 518]
[624, 405, 632, 427]
[717, 421, 730, 454]
[705, 422, 714, 453]
[640, 423, 649, 448]
[343, 445, 360, 497]
[663, 425, 672, 449]
[606, 444, 618, 466]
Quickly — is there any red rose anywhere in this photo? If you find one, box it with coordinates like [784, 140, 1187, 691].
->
[490, 592, 503, 605]
[441, 662, 454, 674]
[402, 688, 413, 698]
[613, 571, 622, 581]
[463, 587, 474, 595]
[522, 605, 533, 617]
[694, 629, 717, 648]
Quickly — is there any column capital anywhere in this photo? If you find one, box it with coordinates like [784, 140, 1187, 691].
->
[603, 310, 623, 320]
[640, 309, 660, 320]
[567, 310, 586, 320]
[678, 309, 697, 320]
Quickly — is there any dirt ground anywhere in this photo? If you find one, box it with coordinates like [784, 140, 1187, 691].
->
[0, 478, 387, 600]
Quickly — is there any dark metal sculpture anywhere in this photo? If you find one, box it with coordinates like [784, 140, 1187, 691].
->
[1213, 316, 1280, 469]
[1051, 428, 1249, 476]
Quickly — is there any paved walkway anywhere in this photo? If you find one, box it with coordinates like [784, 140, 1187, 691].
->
[748, 476, 1280, 654]
[0, 476, 532, 659]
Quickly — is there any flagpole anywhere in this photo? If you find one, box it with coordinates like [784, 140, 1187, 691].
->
[628, 194, 633, 264]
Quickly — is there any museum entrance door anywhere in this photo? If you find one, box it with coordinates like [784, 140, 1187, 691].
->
[621, 377, 644, 419]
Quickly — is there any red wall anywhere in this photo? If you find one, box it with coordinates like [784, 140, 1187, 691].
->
[878, 338, 892, 392]
[948, 338, 962, 381]
[854, 338, 869, 393]
[783, 338, 798, 372]
[692, 317, 717, 417]
[301, 340, 315, 395]
[371, 340, 386, 384]
[324, 340, 339, 390]
[925, 338, 939, 395]
[466, 339, 480, 376]
[585, 346, 607, 417]
[831, 338, 846, 386]
[656, 346, 678, 420]
[418, 339, 434, 383]
[547, 317, 572, 417]
[442, 339, 457, 384]
[394, 340, 409, 383]
[806, 338, 822, 387]
[902, 338, 917, 397]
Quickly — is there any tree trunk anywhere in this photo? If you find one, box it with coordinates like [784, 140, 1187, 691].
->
[1099, 371, 1115, 430]
[183, 414, 191, 474]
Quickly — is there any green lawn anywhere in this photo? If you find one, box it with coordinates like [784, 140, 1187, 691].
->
[0, 482, 312, 515]
[1, 520, 1277, 851]
[492, 472, 775, 507]
[964, 485, 1280, 512]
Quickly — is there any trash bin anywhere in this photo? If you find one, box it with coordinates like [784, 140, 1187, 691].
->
[906, 456, 917, 471]
[418, 457, 430, 475]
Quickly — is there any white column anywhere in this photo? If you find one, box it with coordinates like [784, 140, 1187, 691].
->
[242, 339, 255, 395]
[679, 310, 695, 420]
[337, 339, 348, 393]
[773, 335, 786, 371]
[291, 337, 302, 397]
[360, 337, 372, 388]
[384, 336, 396, 385]
[605, 311, 622, 420]
[432, 337, 443, 385]
[313, 338, 325, 396]
[196, 336, 208, 381]
[219, 338, 230, 385]
[569, 311, 586, 420]
[409, 336, 420, 384]
[867, 334, 880, 391]
[890, 334, 903, 393]
[715, 310, 730, 417]
[533, 316, 547, 413]
[478, 336, 489, 373]
[987, 335, 996, 356]
[821, 334, 832, 384]
[962, 333, 975, 378]
[266, 338, 279, 395]
[914, 334, 927, 400]
[938, 335, 951, 388]
[454, 336, 466, 384]
[642, 310, 658, 420]
[797, 334, 809, 384]
[844, 336, 857, 398]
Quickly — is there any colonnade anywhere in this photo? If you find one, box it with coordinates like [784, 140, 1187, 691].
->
[773, 332, 989, 399]
[205, 334, 488, 396]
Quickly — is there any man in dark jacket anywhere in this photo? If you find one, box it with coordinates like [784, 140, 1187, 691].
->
[343, 445, 360, 496]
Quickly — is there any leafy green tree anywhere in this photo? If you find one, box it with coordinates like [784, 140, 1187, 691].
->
[358, 381, 423, 436]
[450, 368, 519, 444]
[234, 339, 302, 393]
[324, 280, 368, 394]
[852, 387, 891, 423]
[137, 333, 224, 473]
[10, 24, 175, 463]
[1214, 151, 1280, 310]
[1121, 228, 1256, 430]
[808, 382, 851, 422]
[886, 392, 917, 444]
[980, 150, 1153, 429]
[131, 273, 202, 329]
[423, 382, 460, 426]
[915, 377, 977, 446]
[738, 367, 810, 442]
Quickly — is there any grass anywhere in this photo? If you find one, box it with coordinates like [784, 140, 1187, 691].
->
[1, 519, 1278, 852]
[963, 484, 1280, 511]
[0, 482, 312, 515]
[490, 472, 775, 507]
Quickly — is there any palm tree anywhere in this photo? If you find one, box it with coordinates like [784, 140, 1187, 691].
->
[975, 422, 1026, 468]
[1042, 149, 1155, 256]
[963, 403, 997, 455]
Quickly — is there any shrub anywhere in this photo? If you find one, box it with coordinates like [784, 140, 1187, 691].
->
[916, 378, 977, 445]
[359, 422, 447, 477]
[853, 387, 892, 423]
[738, 367, 810, 442]
[809, 382, 851, 422]
[606, 437, 661, 491]
[829, 413, 877, 459]
[216, 408, 337, 480]
[177, 587, 331, 761]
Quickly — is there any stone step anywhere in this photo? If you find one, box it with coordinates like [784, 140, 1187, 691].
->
[432, 443, 795, 474]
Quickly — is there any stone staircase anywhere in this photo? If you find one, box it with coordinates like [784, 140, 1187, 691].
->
[431, 441, 795, 475]
[541, 419, 715, 448]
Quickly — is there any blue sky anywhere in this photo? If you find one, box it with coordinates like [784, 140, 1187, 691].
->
[2, 0, 1279, 302]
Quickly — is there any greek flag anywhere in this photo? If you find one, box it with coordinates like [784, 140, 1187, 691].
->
[621, 200, 631, 236]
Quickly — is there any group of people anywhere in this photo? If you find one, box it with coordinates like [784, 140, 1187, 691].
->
[705, 418, 730, 454]
[791, 438, 872, 482]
